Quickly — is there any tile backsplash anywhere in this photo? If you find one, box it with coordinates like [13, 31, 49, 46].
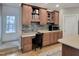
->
[22, 23, 48, 33]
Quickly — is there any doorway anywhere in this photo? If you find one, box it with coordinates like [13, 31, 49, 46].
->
[63, 14, 78, 37]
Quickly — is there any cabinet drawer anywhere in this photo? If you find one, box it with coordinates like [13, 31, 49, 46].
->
[43, 38, 49, 42]
[43, 33, 49, 41]
[22, 37, 32, 45]
[43, 41, 50, 46]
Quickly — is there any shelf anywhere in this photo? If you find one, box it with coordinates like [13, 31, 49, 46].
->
[31, 20, 40, 23]
[47, 21, 54, 24]
[32, 13, 39, 15]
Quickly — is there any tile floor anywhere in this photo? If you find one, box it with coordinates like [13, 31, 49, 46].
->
[7, 43, 62, 56]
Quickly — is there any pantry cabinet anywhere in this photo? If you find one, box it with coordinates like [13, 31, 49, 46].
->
[21, 36, 32, 53]
[22, 5, 32, 25]
[39, 9, 48, 25]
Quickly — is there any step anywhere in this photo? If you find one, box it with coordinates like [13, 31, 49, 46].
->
[0, 41, 20, 56]
[0, 47, 18, 56]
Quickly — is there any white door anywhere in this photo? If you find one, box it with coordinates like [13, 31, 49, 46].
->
[64, 15, 78, 37]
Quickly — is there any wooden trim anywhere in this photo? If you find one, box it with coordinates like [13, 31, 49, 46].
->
[21, 3, 47, 10]
[31, 20, 40, 23]
[51, 10, 59, 13]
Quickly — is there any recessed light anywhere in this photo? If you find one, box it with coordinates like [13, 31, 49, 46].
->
[56, 4, 59, 7]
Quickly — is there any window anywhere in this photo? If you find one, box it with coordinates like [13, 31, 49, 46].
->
[6, 16, 16, 33]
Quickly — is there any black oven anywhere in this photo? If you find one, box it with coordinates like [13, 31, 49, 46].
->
[48, 23, 59, 31]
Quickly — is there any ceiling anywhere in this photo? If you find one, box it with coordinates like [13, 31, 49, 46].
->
[28, 3, 79, 11]
[1, 3, 79, 11]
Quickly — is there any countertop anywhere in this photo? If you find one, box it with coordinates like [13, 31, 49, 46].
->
[22, 32, 36, 37]
[22, 30, 62, 37]
[58, 35, 79, 49]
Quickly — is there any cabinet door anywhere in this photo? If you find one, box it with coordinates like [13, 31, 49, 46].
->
[54, 11, 59, 24]
[50, 32, 55, 44]
[51, 11, 59, 24]
[54, 32, 59, 43]
[22, 44, 32, 53]
[50, 31, 59, 44]
[39, 9, 48, 25]
[22, 37, 32, 45]
[21, 37, 32, 53]
[50, 12, 55, 23]
[58, 31, 63, 39]
[22, 5, 32, 25]
[43, 33, 50, 46]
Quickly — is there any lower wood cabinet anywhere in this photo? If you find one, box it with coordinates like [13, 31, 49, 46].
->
[21, 37, 32, 53]
[42, 32, 50, 46]
[50, 31, 59, 44]
[43, 31, 63, 47]
[62, 44, 79, 56]
[54, 31, 59, 43]
[58, 31, 63, 39]
[50, 32, 55, 44]
[21, 31, 63, 53]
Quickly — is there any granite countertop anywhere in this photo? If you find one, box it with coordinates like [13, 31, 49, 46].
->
[58, 35, 79, 49]
[22, 32, 36, 37]
[22, 30, 62, 37]
[38, 30, 61, 33]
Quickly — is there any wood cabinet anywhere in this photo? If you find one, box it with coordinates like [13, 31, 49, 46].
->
[51, 10, 59, 24]
[54, 31, 59, 43]
[43, 31, 63, 46]
[39, 9, 48, 25]
[21, 37, 32, 53]
[62, 44, 79, 56]
[58, 31, 63, 39]
[22, 4, 48, 25]
[21, 31, 63, 52]
[22, 5, 32, 25]
[50, 32, 55, 44]
[50, 31, 59, 44]
[43, 32, 50, 46]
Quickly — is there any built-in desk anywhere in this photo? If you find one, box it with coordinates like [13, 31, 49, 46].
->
[22, 30, 62, 37]
[58, 36, 79, 56]
[21, 30, 63, 53]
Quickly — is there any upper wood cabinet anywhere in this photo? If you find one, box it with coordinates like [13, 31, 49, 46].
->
[22, 5, 32, 25]
[39, 9, 48, 25]
[50, 10, 59, 24]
